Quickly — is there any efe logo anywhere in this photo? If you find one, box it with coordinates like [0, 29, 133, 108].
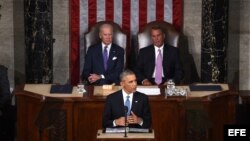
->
[224, 125, 250, 141]
[228, 129, 246, 136]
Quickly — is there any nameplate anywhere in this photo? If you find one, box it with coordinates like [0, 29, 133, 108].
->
[50, 84, 73, 94]
[189, 85, 222, 91]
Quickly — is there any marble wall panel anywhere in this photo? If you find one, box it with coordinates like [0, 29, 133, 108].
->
[0, 0, 14, 88]
[239, 0, 250, 90]
[14, 0, 25, 85]
[52, 0, 70, 84]
[24, 0, 53, 83]
[183, 0, 202, 79]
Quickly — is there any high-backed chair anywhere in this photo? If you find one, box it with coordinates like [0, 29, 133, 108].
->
[137, 21, 180, 50]
[84, 21, 127, 66]
[137, 21, 200, 84]
[0, 65, 16, 141]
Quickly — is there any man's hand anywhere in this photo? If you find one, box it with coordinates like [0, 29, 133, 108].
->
[88, 74, 101, 83]
[114, 117, 126, 126]
[127, 111, 142, 124]
[142, 79, 152, 86]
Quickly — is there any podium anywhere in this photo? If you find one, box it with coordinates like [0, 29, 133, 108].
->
[96, 129, 155, 141]
[15, 84, 237, 141]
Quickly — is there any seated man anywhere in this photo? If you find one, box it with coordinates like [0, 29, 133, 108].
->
[0, 65, 15, 141]
[103, 70, 151, 128]
[0, 65, 11, 111]
[136, 25, 183, 85]
[81, 23, 125, 85]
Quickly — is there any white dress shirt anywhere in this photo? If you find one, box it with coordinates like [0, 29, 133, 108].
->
[102, 42, 112, 57]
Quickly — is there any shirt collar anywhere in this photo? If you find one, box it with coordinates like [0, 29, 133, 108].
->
[102, 42, 112, 49]
[122, 89, 133, 99]
[154, 44, 164, 51]
[154, 44, 164, 55]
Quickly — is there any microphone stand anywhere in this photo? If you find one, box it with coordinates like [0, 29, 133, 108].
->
[124, 106, 128, 137]
[38, 128, 44, 141]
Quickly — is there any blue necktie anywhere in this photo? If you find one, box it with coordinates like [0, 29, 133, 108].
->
[103, 46, 108, 70]
[125, 95, 130, 116]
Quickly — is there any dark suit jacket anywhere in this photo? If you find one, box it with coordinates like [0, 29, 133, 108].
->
[0, 65, 16, 141]
[103, 90, 151, 128]
[0, 65, 11, 109]
[82, 43, 124, 85]
[136, 44, 183, 84]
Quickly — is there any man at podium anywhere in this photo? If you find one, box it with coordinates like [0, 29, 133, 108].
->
[102, 70, 151, 128]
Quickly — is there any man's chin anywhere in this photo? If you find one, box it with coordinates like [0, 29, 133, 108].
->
[132, 89, 137, 93]
[103, 42, 112, 45]
[156, 44, 163, 47]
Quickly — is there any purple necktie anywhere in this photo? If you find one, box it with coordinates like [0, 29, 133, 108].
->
[103, 46, 108, 70]
[155, 49, 162, 84]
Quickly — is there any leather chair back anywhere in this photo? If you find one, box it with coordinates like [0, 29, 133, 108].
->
[84, 21, 127, 67]
[137, 21, 180, 50]
[84, 21, 127, 53]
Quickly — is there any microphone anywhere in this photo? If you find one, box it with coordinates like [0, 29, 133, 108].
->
[124, 106, 128, 137]
[124, 106, 128, 115]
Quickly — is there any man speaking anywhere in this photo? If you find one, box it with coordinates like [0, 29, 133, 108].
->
[102, 69, 151, 128]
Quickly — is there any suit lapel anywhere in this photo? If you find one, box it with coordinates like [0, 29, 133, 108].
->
[131, 92, 139, 113]
[118, 90, 125, 114]
[107, 44, 116, 71]
[98, 44, 105, 72]
[163, 44, 168, 75]
[149, 46, 155, 75]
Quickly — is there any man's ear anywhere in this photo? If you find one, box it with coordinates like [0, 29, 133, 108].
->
[120, 81, 124, 87]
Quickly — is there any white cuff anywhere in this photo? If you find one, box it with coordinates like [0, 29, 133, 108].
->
[113, 120, 117, 127]
[139, 119, 143, 126]
[101, 75, 105, 79]
[142, 79, 147, 85]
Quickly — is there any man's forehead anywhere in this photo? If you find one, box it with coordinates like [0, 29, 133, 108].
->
[151, 29, 163, 33]
[101, 30, 112, 34]
[124, 75, 135, 80]
[101, 26, 112, 31]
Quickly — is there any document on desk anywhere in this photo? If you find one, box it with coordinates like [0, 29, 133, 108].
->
[105, 127, 150, 133]
[136, 86, 161, 95]
[105, 128, 125, 133]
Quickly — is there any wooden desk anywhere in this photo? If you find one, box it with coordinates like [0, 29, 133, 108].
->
[237, 90, 250, 124]
[96, 129, 154, 141]
[15, 84, 237, 141]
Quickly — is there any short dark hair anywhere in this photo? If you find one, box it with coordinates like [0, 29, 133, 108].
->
[120, 69, 135, 81]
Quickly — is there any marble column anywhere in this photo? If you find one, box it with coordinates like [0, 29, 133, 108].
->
[201, 0, 228, 82]
[24, 0, 53, 83]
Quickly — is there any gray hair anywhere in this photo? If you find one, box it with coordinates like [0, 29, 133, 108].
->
[120, 69, 135, 81]
[99, 23, 113, 33]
